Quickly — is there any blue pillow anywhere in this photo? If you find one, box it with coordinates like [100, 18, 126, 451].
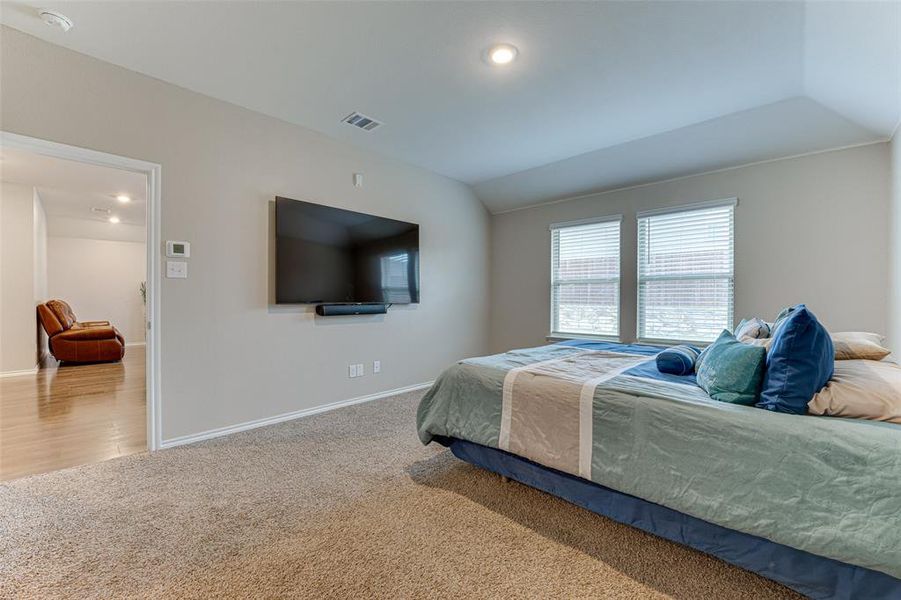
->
[656, 344, 701, 376]
[756, 305, 834, 415]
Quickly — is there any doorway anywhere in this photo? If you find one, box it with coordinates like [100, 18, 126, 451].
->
[0, 132, 160, 480]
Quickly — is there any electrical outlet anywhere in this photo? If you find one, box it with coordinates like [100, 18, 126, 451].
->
[348, 364, 356, 378]
[373, 360, 381, 374]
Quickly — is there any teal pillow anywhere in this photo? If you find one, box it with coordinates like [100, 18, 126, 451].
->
[696, 330, 767, 405]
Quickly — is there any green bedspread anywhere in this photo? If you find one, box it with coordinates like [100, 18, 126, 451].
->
[417, 343, 901, 578]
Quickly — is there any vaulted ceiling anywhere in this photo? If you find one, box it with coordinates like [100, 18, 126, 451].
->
[2, 1, 898, 212]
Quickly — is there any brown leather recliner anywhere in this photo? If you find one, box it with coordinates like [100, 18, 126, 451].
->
[37, 300, 126, 363]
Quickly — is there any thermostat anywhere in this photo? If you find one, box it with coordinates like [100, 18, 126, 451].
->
[166, 241, 190, 258]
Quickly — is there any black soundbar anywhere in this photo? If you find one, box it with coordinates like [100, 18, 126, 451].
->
[315, 303, 388, 316]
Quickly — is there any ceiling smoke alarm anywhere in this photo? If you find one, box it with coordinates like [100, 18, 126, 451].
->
[39, 9, 73, 32]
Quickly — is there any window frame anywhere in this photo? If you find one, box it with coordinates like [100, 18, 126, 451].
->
[548, 214, 623, 341]
[635, 198, 737, 345]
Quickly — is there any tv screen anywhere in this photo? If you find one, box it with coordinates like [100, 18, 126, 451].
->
[275, 197, 420, 304]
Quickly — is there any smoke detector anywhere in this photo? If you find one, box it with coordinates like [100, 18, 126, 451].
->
[342, 112, 382, 132]
[39, 9, 73, 32]
[91, 207, 112, 215]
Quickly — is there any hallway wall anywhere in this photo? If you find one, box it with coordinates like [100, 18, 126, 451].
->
[47, 237, 147, 344]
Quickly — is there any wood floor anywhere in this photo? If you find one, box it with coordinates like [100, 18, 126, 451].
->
[0, 345, 146, 481]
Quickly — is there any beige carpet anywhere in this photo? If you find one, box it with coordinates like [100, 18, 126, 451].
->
[0, 390, 800, 599]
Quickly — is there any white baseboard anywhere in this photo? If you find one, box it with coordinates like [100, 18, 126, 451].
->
[0, 366, 39, 378]
[125, 342, 146, 347]
[159, 380, 434, 449]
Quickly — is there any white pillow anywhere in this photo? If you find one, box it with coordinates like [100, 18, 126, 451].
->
[808, 360, 901, 424]
[735, 317, 770, 341]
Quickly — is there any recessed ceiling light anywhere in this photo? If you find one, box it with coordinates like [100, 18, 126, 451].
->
[39, 9, 73, 32]
[485, 44, 518, 66]
[109, 216, 120, 224]
[116, 194, 131, 203]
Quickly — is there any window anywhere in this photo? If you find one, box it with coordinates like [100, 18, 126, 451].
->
[550, 216, 621, 338]
[637, 200, 735, 343]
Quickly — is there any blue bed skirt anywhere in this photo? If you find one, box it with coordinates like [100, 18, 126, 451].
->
[447, 438, 901, 600]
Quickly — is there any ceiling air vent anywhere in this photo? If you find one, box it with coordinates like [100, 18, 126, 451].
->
[342, 112, 382, 131]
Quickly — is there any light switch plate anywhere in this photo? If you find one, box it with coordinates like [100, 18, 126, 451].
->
[166, 261, 188, 279]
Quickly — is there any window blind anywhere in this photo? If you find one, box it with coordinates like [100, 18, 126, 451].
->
[550, 217, 621, 338]
[637, 201, 735, 343]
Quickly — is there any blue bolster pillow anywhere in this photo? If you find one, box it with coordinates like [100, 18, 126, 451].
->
[656, 345, 702, 376]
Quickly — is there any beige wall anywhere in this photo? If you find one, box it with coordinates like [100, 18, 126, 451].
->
[491, 143, 891, 352]
[0, 182, 38, 372]
[33, 190, 47, 303]
[32, 189, 48, 357]
[47, 237, 147, 343]
[0, 27, 491, 440]
[890, 133, 901, 352]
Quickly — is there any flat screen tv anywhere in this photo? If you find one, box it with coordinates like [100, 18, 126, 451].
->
[275, 197, 420, 305]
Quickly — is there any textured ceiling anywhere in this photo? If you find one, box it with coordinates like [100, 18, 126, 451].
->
[1, 1, 898, 212]
[474, 97, 881, 212]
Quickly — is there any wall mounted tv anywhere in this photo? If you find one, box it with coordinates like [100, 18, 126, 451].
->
[275, 197, 420, 305]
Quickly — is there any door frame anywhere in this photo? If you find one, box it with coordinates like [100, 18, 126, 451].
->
[1, 131, 163, 451]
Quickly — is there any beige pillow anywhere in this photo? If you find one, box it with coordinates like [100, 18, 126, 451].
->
[831, 332, 891, 361]
[740, 336, 773, 350]
[808, 360, 901, 424]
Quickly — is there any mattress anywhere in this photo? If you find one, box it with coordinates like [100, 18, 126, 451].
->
[416, 340, 901, 580]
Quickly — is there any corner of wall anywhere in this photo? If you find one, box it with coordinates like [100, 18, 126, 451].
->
[888, 131, 901, 354]
[0, 181, 40, 372]
[33, 187, 49, 363]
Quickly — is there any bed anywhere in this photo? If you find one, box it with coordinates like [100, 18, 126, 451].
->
[416, 340, 901, 599]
